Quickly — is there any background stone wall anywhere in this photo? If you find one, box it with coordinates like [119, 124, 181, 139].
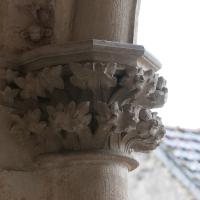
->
[128, 153, 194, 200]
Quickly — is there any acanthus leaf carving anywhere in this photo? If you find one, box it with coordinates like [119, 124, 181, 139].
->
[107, 108, 165, 153]
[10, 109, 47, 136]
[14, 65, 64, 99]
[0, 61, 167, 156]
[110, 66, 168, 108]
[47, 101, 93, 150]
[47, 101, 91, 134]
[70, 62, 117, 92]
[0, 86, 19, 105]
[95, 102, 117, 132]
[8, 108, 47, 152]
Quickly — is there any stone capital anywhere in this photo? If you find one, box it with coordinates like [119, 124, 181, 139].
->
[0, 40, 167, 170]
[0, 1, 168, 199]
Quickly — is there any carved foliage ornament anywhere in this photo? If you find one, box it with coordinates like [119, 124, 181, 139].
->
[0, 62, 167, 155]
[20, 2, 54, 44]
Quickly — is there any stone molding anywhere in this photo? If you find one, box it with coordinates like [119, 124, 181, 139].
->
[0, 40, 167, 167]
[0, 40, 161, 71]
[36, 151, 139, 171]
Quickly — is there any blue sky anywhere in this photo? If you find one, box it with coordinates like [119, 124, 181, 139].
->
[138, 0, 200, 129]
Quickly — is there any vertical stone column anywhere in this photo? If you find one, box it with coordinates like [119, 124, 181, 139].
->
[71, 0, 140, 43]
[0, 1, 167, 200]
[35, 152, 137, 200]
[0, 0, 140, 54]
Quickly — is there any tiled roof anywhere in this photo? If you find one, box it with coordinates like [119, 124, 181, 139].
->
[156, 127, 200, 199]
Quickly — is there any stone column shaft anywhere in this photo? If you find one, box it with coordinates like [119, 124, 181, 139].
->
[0, 0, 140, 54]
[72, 0, 139, 43]
[35, 152, 137, 200]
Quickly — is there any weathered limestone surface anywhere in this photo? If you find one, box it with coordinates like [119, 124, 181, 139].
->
[72, 0, 139, 42]
[0, 40, 167, 167]
[0, 40, 167, 200]
[0, 153, 134, 200]
[0, 1, 167, 200]
[0, 153, 193, 200]
[0, 0, 140, 54]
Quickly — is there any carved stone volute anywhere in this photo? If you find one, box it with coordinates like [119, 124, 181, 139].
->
[0, 40, 167, 169]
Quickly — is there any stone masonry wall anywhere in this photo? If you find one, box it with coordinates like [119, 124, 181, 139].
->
[128, 153, 194, 200]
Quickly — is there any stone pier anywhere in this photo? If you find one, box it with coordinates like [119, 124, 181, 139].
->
[0, 1, 167, 199]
